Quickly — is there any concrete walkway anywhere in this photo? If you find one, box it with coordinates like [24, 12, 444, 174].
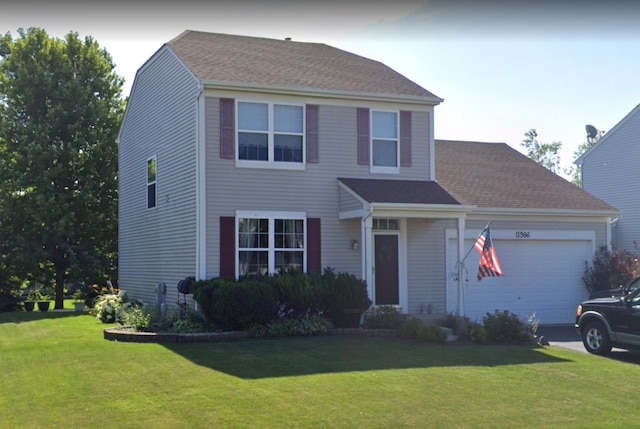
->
[536, 324, 585, 353]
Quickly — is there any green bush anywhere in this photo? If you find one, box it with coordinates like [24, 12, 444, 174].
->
[265, 270, 325, 318]
[322, 268, 372, 328]
[440, 313, 472, 337]
[118, 302, 151, 332]
[399, 317, 446, 344]
[583, 246, 640, 296]
[466, 321, 487, 344]
[170, 311, 213, 333]
[482, 310, 532, 344]
[249, 314, 332, 338]
[363, 306, 406, 329]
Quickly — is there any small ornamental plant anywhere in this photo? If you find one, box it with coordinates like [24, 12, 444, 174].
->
[93, 290, 128, 323]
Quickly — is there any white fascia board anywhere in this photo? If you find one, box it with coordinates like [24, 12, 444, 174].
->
[369, 203, 475, 219]
[470, 207, 619, 218]
[200, 80, 443, 106]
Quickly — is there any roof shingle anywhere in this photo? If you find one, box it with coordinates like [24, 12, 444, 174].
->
[166, 30, 441, 101]
[435, 140, 617, 212]
[339, 178, 461, 205]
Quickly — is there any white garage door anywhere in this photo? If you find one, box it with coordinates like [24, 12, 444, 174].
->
[447, 230, 592, 325]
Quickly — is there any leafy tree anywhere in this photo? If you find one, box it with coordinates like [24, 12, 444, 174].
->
[566, 128, 605, 187]
[520, 129, 562, 174]
[0, 28, 125, 309]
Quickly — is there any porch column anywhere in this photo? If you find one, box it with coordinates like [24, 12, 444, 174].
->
[362, 208, 374, 303]
[457, 217, 466, 317]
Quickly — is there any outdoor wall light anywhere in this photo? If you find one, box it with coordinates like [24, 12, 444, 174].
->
[351, 239, 359, 250]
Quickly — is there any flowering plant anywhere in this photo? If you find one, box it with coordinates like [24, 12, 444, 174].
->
[94, 290, 128, 323]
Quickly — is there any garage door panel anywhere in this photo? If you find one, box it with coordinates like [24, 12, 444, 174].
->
[448, 238, 590, 324]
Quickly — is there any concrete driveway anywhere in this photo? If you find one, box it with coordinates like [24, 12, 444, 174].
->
[536, 325, 585, 353]
[537, 324, 640, 363]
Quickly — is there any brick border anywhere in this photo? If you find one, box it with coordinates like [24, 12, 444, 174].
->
[103, 327, 401, 343]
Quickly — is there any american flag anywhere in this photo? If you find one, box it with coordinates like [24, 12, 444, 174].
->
[474, 226, 504, 281]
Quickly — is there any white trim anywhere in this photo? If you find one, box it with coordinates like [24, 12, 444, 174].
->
[196, 89, 207, 281]
[201, 80, 444, 106]
[235, 210, 308, 278]
[370, 109, 400, 174]
[235, 99, 306, 169]
[429, 111, 435, 181]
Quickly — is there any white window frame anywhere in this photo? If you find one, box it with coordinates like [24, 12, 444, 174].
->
[370, 109, 399, 174]
[146, 155, 157, 209]
[235, 210, 307, 278]
[236, 100, 306, 170]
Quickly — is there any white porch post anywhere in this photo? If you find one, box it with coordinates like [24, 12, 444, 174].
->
[457, 216, 466, 317]
[362, 208, 374, 304]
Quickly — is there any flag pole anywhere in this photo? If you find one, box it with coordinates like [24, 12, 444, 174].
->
[461, 220, 492, 265]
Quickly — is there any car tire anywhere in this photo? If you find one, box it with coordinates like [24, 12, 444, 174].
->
[581, 320, 612, 355]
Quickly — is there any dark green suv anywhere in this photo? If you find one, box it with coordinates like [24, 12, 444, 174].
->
[575, 287, 640, 355]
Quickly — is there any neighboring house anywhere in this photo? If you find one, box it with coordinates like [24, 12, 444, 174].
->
[577, 103, 640, 253]
[118, 30, 617, 324]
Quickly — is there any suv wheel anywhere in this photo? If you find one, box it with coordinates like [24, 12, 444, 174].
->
[581, 320, 612, 355]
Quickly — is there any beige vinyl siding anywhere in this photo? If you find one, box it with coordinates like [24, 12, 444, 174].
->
[406, 218, 456, 314]
[582, 111, 640, 252]
[119, 46, 201, 305]
[204, 98, 433, 278]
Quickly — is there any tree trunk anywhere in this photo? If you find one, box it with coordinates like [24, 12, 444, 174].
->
[53, 247, 67, 310]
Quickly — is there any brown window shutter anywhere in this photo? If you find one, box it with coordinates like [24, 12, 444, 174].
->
[220, 216, 236, 278]
[306, 218, 321, 273]
[220, 98, 235, 159]
[400, 110, 412, 167]
[306, 104, 319, 163]
[357, 108, 370, 165]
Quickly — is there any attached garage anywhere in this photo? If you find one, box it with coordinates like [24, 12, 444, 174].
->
[446, 229, 594, 325]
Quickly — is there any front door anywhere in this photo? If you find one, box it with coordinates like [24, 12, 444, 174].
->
[374, 234, 399, 305]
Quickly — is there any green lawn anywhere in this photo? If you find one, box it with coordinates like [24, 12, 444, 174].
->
[0, 311, 637, 429]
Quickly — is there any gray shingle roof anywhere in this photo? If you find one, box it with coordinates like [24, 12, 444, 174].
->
[166, 30, 441, 101]
[339, 178, 461, 205]
[435, 140, 618, 212]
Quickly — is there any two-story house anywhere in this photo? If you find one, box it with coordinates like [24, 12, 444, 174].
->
[118, 30, 617, 324]
[577, 104, 640, 253]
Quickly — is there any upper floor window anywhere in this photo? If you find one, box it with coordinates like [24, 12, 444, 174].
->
[371, 110, 399, 173]
[147, 156, 157, 209]
[237, 101, 304, 166]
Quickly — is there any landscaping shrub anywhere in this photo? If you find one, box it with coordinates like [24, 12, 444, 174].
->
[399, 317, 447, 344]
[322, 268, 372, 328]
[249, 314, 332, 338]
[192, 277, 279, 330]
[170, 311, 213, 333]
[439, 312, 472, 336]
[363, 305, 406, 329]
[265, 270, 325, 318]
[192, 268, 371, 331]
[93, 291, 128, 323]
[482, 310, 532, 344]
[466, 321, 487, 344]
[118, 301, 151, 331]
[583, 246, 640, 296]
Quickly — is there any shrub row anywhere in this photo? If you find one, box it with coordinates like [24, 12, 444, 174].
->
[192, 268, 372, 331]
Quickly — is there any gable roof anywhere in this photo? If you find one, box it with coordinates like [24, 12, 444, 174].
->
[575, 103, 640, 165]
[338, 178, 461, 206]
[166, 30, 442, 103]
[435, 140, 618, 213]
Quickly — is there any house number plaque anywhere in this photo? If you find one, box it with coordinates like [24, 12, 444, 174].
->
[515, 231, 531, 239]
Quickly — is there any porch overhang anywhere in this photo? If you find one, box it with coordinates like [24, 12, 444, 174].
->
[338, 178, 475, 219]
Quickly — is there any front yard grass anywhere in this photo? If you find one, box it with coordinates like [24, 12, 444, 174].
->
[0, 311, 637, 428]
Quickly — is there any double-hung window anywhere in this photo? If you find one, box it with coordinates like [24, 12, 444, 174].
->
[147, 156, 157, 209]
[237, 101, 304, 166]
[371, 110, 399, 173]
[237, 212, 306, 278]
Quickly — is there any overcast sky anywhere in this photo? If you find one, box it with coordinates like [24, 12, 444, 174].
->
[3, 0, 640, 177]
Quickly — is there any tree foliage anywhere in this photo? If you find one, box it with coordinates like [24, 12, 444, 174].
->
[566, 129, 605, 187]
[520, 129, 562, 174]
[0, 28, 125, 309]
